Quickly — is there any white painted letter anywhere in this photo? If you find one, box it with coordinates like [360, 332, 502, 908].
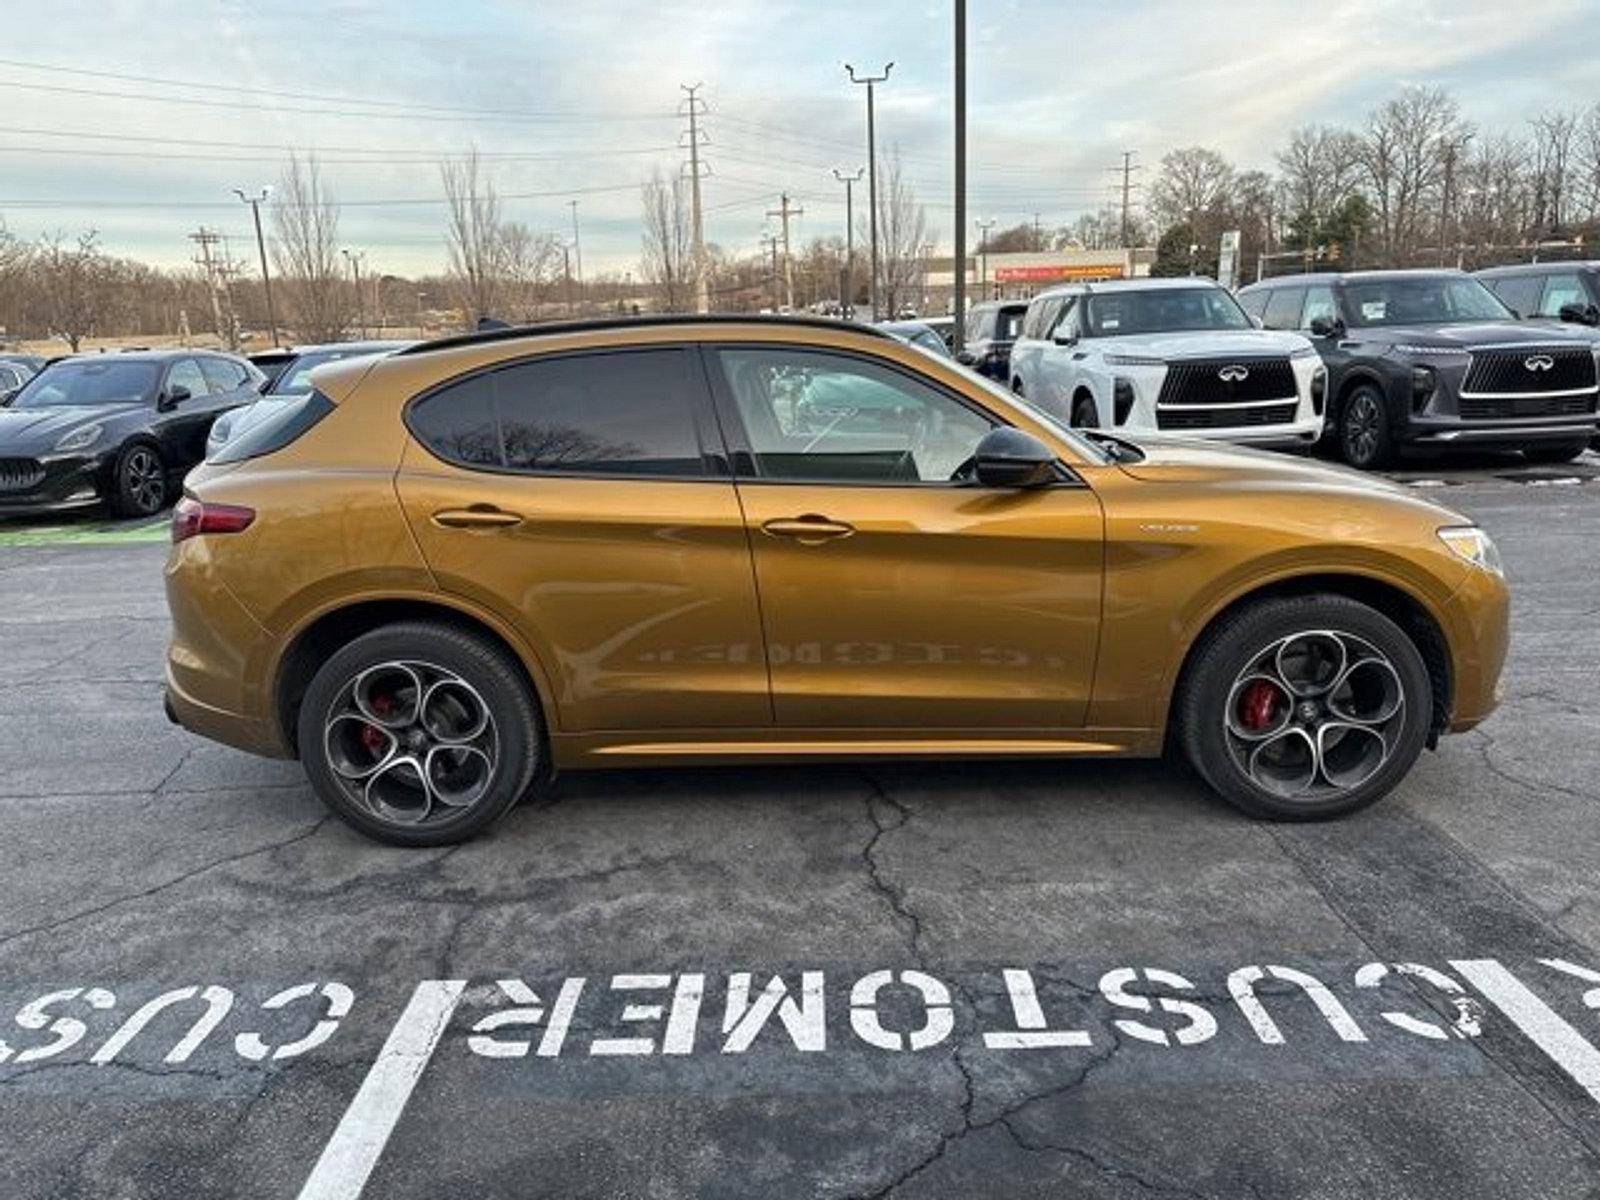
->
[590, 974, 703, 1057]
[1228, 966, 1366, 1045]
[92, 985, 234, 1065]
[0, 988, 115, 1064]
[983, 969, 1093, 1050]
[1098, 968, 1216, 1047]
[1353, 963, 1482, 1040]
[849, 969, 954, 1052]
[467, 980, 545, 1059]
[235, 982, 354, 1062]
[722, 972, 827, 1054]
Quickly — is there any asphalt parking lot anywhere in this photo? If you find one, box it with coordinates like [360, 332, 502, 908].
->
[2, 453, 1599, 1200]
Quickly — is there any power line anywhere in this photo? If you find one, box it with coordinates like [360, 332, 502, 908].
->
[0, 181, 648, 210]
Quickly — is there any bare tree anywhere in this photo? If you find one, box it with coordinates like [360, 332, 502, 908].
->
[1148, 147, 1236, 230]
[500, 220, 564, 321]
[867, 149, 931, 318]
[1528, 110, 1579, 234]
[272, 153, 351, 342]
[1360, 86, 1473, 259]
[640, 168, 693, 312]
[36, 230, 111, 351]
[1581, 103, 1600, 223]
[1277, 125, 1365, 229]
[442, 149, 509, 323]
[1458, 134, 1533, 251]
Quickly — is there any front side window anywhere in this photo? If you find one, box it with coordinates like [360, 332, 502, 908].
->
[715, 347, 994, 485]
[1342, 276, 1511, 326]
[1539, 273, 1590, 317]
[11, 360, 162, 409]
[409, 347, 708, 477]
[1300, 285, 1337, 329]
[1485, 275, 1541, 317]
[1235, 289, 1270, 320]
[1083, 287, 1253, 336]
[1261, 288, 1306, 331]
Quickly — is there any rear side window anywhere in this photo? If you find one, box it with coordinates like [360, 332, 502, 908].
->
[409, 347, 709, 477]
[209, 391, 335, 464]
[201, 357, 248, 392]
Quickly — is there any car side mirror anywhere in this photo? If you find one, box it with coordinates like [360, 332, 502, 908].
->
[159, 383, 192, 411]
[1052, 331, 1078, 347]
[955, 349, 977, 366]
[1309, 316, 1342, 339]
[973, 427, 1059, 488]
[0, 387, 16, 407]
[1558, 302, 1600, 327]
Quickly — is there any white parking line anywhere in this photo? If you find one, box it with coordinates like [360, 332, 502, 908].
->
[1452, 959, 1600, 1105]
[296, 979, 466, 1200]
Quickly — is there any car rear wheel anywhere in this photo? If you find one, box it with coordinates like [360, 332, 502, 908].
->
[110, 442, 167, 518]
[297, 622, 544, 846]
[1523, 442, 1587, 465]
[1177, 595, 1431, 821]
[1338, 386, 1393, 469]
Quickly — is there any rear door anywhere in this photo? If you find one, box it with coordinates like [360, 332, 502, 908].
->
[158, 357, 217, 466]
[396, 344, 770, 733]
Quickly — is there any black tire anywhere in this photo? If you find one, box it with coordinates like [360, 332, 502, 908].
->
[297, 622, 544, 846]
[1337, 385, 1394, 469]
[109, 442, 167, 518]
[1176, 594, 1432, 821]
[1523, 442, 1587, 465]
[1071, 393, 1099, 429]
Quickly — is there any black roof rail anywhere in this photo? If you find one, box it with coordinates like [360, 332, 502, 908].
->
[394, 312, 894, 357]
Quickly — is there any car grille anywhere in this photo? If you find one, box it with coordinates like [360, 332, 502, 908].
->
[1463, 347, 1597, 396]
[1458, 393, 1599, 420]
[1157, 402, 1298, 430]
[0, 457, 43, 493]
[1157, 357, 1297, 406]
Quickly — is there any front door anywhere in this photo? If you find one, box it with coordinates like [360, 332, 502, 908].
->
[707, 344, 1104, 730]
[397, 344, 769, 732]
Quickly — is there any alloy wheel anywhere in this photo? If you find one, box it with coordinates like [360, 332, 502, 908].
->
[1222, 629, 1405, 801]
[124, 448, 165, 514]
[322, 659, 501, 828]
[1343, 394, 1381, 465]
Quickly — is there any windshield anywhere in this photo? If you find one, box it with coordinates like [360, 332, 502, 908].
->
[1342, 276, 1513, 326]
[11, 360, 160, 408]
[1083, 287, 1253, 337]
[270, 348, 387, 395]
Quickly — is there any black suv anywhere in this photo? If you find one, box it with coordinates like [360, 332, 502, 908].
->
[1476, 261, 1600, 329]
[0, 349, 264, 517]
[1237, 270, 1599, 467]
[956, 300, 1029, 380]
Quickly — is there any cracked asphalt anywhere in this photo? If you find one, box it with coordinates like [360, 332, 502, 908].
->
[2, 453, 1600, 1199]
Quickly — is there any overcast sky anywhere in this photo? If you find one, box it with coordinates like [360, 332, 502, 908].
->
[0, 0, 1594, 277]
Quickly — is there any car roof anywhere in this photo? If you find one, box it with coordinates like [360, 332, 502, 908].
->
[1243, 269, 1472, 290]
[44, 348, 244, 363]
[397, 313, 892, 358]
[1475, 260, 1600, 277]
[1032, 276, 1221, 300]
[878, 320, 938, 336]
[287, 339, 413, 356]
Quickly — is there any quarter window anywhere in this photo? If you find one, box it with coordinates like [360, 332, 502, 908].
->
[715, 347, 994, 485]
[409, 348, 709, 477]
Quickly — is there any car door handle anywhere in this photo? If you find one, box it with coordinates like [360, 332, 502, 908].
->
[761, 515, 855, 544]
[432, 506, 524, 529]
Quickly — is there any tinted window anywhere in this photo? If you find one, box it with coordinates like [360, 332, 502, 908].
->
[168, 359, 210, 397]
[201, 357, 248, 392]
[1486, 275, 1541, 317]
[410, 348, 708, 477]
[1083, 287, 1252, 336]
[1236, 289, 1270, 320]
[1539, 273, 1589, 316]
[996, 307, 1026, 339]
[1343, 276, 1510, 326]
[1301, 285, 1337, 329]
[11, 360, 162, 409]
[715, 347, 994, 485]
[1261, 287, 1306, 330]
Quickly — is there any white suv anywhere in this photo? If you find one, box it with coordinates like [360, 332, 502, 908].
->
[1008, 278, 1326, 449]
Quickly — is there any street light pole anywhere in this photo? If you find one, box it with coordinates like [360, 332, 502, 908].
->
[233, 186, 278, 347]
[952, 1, 967, 352]
[977, 217, 995, 302]
[832, 167, 864, 316]
[342, 248, 365, 338]
[845, 61, 893, 321]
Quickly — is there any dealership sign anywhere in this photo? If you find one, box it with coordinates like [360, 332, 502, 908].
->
[993, 262, 1126, 284]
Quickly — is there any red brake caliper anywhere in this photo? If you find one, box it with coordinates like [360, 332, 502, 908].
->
[361, 693, 394, 756]
[1238, 679, 1281, 732]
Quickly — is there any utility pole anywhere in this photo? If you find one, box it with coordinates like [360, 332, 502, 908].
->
[760, 233, 781, 312]
[832, 167, 864, 316]
[342, 248, 365, 338]
[846, 61, 893, 320]
[766, 193, 804, 310]
[681, 83, 711, 314]
[952, 3, 966, 352]
[189, 228, 228, 348]
[567, 199, 583, 312]
[1109, 151, 1140, 248]
[232, 187, 278, 347]
[976, 217, 995, 301]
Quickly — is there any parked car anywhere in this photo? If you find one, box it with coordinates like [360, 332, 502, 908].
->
[208, 341, 409, 458]
[248, 348, 298, 391]
[876, 320, 954, 359]
[165, 314, 1507, 846]
[921, 314, 956, 349]
[0, 354, 45, 404]
[1475, 261, 1600, 328]
[1008, 278, 1325, 451]
[0, 350, 263, 517]
[957, 300, 1029, 380]
[1238, 270, 1600, 468]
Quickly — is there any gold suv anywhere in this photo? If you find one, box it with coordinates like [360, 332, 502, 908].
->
[164, 316, 1509, 845]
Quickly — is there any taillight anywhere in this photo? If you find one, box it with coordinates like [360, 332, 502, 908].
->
[172, 496, 255, 543]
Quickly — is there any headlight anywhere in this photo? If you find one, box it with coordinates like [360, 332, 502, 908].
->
[1289, 345, 1319, 360]
[53, 423, 103, 453]
[1103, 353, 1165, 367]
[1438, 526, 1503, 576]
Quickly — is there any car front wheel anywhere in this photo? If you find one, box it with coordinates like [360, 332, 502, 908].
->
[1338, 386, 1393, 469]
[1177, 595, 1431, 821]
[110, 442, 167, 517]
[297, 622, 544, 846]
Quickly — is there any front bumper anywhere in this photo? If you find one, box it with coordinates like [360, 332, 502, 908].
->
[0, 451, 112, 514]
[1440, 563, 1511, 732]
[1403, 414, 1598, 447]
